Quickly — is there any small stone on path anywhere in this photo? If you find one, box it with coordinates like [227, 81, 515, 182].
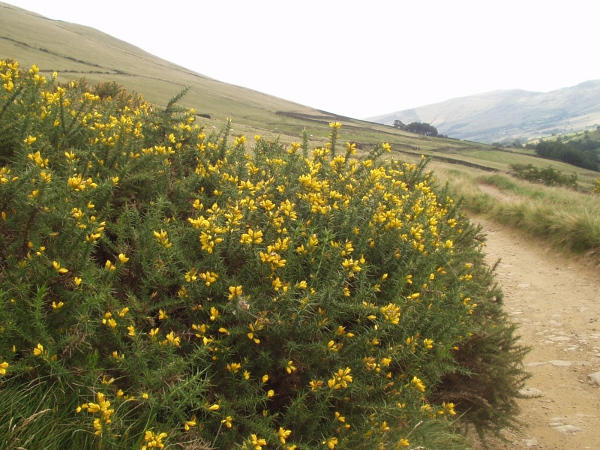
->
[525, 361, 547, 367]
[519, 387, 543, 398]
[588, 371, 600, 386]
[549, 360, 572, 366]
[523, 438, 539, 447]
[553, 424, 581, 434]
[550, 416, 568, 423]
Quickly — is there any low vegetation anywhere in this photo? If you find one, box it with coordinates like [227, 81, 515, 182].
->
[434, 168, 600, 257]
[393, 120, 441, 137]
[509, 163, 578, 189]
[531, 140, 599, 171]
[0, 60, 529, 449]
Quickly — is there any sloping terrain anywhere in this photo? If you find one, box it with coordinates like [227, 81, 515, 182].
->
[370, 81, 600, 144]
[12, 1, 596, 177]
[0, 2, 315, 125]
[0, 1, 470, 152]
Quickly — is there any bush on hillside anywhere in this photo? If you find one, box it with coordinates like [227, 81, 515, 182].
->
[509, 163, 578, 189]
[393, 120, 439, 137]
[534, 140, 599, 171]
[0, 60, 528, 449]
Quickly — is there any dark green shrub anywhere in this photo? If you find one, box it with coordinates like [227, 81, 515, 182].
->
[509, 163, 578, 188]
[0, 60, 527, 449]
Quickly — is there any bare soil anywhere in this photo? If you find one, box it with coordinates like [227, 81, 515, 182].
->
[472, 215, 600, 449]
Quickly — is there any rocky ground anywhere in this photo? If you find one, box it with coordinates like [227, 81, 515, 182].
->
[472, 215, 600, 449]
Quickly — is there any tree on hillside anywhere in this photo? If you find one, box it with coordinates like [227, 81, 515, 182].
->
[393, 119, 406, 130]
[405, 121, 439, 137]
[535, 140, 599, 171]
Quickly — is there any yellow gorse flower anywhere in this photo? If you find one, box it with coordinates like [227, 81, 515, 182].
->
[51, 301, 64, 311]
[52, 260, 69, 274]
[221, 415, 233, 428]
[250, 434, 267, 450]
[286, 360, 296, 374]
[228, 285, 243, 300]
[410, 376, 427, 392]
[327, 367, 353, 390]
[184, 416, 197, 431]
[141, 430, 168, 449]
[164, 331, 180, 346]
[76, 392, 115, 436]
[240, 228, 263, 245]
[227, 362, 242, 373]
[323, 436, 338, 449]
[24, 135, 37, 146]
[277, 427, 292, 444]
[33, 343, 44, 356]
[153, 229, 172, 248]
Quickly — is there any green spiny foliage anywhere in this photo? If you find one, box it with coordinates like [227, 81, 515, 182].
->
[0, 60, 528, 449]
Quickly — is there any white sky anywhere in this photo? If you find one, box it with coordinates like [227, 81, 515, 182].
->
[3, 0, 599, 119]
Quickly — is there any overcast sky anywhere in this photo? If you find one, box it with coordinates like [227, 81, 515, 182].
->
[4, 0, 599, 119]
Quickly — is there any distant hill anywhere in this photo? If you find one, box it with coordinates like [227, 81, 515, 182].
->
[369, 81, 600, 144]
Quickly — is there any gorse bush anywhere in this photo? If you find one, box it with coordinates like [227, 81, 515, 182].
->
[0, 60, 528, 449]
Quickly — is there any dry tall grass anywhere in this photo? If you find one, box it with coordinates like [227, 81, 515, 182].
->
[434, 167, 600, 261]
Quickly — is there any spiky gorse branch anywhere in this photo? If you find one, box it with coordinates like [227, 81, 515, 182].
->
[0, 60, 527, 449]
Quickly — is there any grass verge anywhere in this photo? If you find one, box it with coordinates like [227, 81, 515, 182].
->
[434, 167, 600, 261]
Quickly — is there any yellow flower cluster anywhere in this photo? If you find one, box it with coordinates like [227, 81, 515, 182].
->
[0, 60, 19, 92]
[141, 430, 168, 449]
[76, 392, 114, 436]
[327, 367, 353, 390]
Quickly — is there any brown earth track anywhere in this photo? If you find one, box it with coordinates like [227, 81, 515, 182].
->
[471, 214, 600, 449]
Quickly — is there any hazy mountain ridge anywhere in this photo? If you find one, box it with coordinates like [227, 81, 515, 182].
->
[370, 81, 600, 144]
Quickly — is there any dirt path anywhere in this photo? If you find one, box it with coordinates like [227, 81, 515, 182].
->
[473, 216, 600, 449]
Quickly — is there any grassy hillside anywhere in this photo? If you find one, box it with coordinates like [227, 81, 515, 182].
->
[0, 2, 458, 152]
[2, 2, 600, 258]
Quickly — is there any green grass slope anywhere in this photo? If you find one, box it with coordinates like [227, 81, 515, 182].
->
[2, 1, 599, 190]
[0, 2, 485, 152]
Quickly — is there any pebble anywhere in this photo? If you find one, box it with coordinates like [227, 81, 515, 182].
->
[553, 424, 582, 434]
[525, 361, 546, 367]
[549, 360, 572, 366]
[519, 387, 543, 398]
[588, 371, 600, 386]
